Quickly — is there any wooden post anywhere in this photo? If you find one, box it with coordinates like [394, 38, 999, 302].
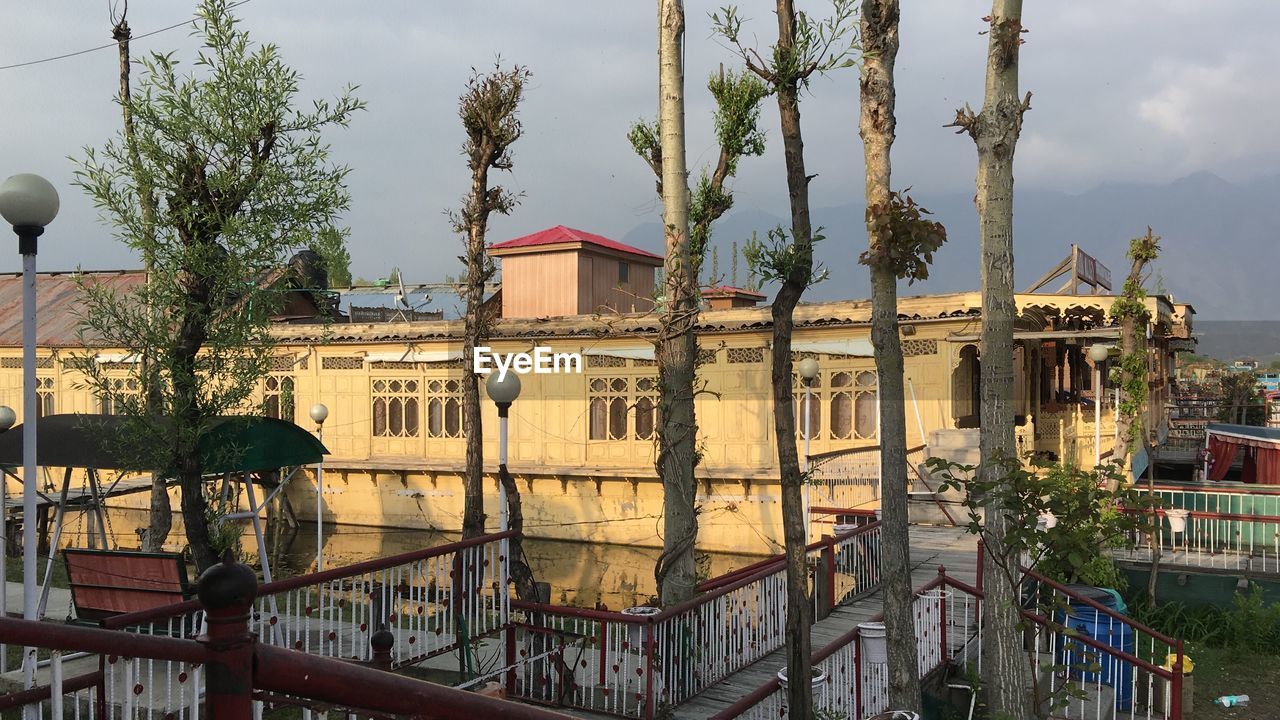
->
[196, 552, 259, 720]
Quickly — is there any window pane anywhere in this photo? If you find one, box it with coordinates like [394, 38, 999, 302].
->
[445, 398, 461, 436]
[610, 378, 627, 393]
[831, 372, 852, 388]
[373, 397, 387, 436]
[609, 397, 628, 440]
[405, 398, 420, 437]
[590, 398, 607, 440]
[265, 396, 280, 419]
[831, 393, 852, 439]
[856, 371, 876, 387]
[389, 398, 403, 436]
[636, 398, 654, 440]
[855, 391, 878, 439]
[428, 398, 443, 437]
[795, 394, 822, 439]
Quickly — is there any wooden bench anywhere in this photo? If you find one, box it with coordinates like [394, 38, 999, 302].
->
[63, 548, 193, 625]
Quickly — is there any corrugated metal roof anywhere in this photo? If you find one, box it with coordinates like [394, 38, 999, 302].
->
[489, 225, 664, 261]
[0, 270, 146, 347]
[269, 292, 988, 345]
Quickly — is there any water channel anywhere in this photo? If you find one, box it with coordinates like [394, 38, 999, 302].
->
[32, 507, 762, 610]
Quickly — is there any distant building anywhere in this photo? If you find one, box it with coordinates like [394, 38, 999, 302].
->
[0, 230, 1195, 555]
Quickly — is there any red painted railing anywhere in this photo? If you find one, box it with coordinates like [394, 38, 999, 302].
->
[711, 568, 982, 719]
[0, 556, 570, 720]
[498, 521, 884, 719]
[104, 530, 514, 669]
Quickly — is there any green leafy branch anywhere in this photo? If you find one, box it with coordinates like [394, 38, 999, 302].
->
[859, 190, 947, 284]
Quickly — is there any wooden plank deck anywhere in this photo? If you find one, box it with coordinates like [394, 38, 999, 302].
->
[672, 524, 978, 719]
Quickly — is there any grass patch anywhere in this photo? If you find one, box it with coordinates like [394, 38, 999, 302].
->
[3, 554, 69, 590]
[1189, 646, 1278, 717]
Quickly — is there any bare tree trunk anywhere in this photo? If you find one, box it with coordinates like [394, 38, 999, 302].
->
[860, 0, 921, 710]
[114, 10, 171, 552]
[461, 223, 487, 539]
[454, 66, 530, 539]
[498, 466, 538, 601]
[953, 1, 1033, 716]
[770, 4, 815, 714]
[653, 0, 700, 607]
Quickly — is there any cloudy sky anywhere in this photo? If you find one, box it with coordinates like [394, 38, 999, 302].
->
[1, 0, 1276, 285]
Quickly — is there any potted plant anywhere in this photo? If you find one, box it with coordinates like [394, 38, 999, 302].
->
[777, 664, 828, 692]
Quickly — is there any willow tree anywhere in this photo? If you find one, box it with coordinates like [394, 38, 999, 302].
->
[947, 0, 1033, 714]
[858, 2, 947, 707]
[451, 63, 530, 541]
[716, 2, 858, 715]
[75, 0, 362, 571]
[629, 36, 767, 604]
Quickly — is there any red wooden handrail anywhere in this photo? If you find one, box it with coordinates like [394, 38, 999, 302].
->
[808, 443, 927, 463]
[105, 530, 518, 629]
[0, 671, 102, 711]
[0, 617, 211, 665]
[1021, 567, 1179, 647]
[1143, 483, 1280, 497]
[697, 520, 882, 593]
[254, 644, 574, 719]
[1120, 506, 1280, 524]
[709, 569, 956, 720]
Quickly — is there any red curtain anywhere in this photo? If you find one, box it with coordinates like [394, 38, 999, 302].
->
[1208, 436, 1238, 482]
[1257, 447, 1280, 486]
[1242, 446, 1258, 484]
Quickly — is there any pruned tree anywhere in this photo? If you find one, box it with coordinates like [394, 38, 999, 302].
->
[858, 3, 947, 706]
[449, 62, 530, 542]
[945, 1, 1033, 715]
[628, 39, 767, 604]
[715, 2, 858, 715]
[75, 0, 363, 571]
[109, 0, 174, 552]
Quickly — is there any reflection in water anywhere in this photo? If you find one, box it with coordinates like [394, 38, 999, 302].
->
[46, 507, 762, 610]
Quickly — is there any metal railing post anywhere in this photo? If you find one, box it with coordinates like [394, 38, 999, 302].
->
[1170, 639, 1184, 720]
[643, 621, 656, 720]
[196, 552, 259, 720]
[976, 539, 985, 589]
[370, 627, 394, 671]
[938, 566, 949, 661]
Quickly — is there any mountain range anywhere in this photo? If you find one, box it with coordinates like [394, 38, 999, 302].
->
[622, 171, 1280, 322]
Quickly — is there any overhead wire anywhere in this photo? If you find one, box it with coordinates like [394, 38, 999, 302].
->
[0, 0, 256, 72]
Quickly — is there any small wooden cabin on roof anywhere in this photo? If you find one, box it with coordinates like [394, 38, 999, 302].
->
[488, 225, 663, 318]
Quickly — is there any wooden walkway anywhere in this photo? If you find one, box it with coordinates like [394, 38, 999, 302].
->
[673, 525, 978, 719]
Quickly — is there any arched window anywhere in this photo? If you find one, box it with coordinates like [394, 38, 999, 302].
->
[953, 345, 981, 426]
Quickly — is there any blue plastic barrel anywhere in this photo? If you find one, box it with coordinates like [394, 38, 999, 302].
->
[1058, 586, 1135, 711]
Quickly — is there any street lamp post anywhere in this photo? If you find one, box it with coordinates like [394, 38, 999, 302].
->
[0, 406, 13, 674]
[0, 173, 60, 701]
[798, 357, 819, 544]
[309, 403, 329, 572]
[485, 372, 521, 535]
[1088, 344, 1111, 468]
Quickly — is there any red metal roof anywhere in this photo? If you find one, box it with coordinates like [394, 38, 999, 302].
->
[489, 225, 663, 261]
[0, 270, 147, 347]
[702, 285, 766, 299]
